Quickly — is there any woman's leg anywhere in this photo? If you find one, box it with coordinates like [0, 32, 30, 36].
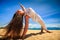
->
[38, 19, 51, 33]
[41, 27, 44, 33]
[28, 8, 51, 33]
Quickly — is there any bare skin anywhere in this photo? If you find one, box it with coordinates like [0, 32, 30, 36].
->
[20, 5, 29, 39]
[22, 15, 29, 39]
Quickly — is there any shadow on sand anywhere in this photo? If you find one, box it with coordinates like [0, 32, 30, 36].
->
[0, 32, 45, 40]
[24, 32, 45, 39]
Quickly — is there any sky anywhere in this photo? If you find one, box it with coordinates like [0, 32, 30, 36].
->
[0, 0, 60, 28]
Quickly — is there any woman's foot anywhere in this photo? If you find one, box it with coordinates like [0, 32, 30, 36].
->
[46, 30, 52, 33]
[40, 31, 45, 34]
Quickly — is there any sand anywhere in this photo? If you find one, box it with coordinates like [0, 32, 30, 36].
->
[25, 30, 60, 40]
[0, 29, 60, 40]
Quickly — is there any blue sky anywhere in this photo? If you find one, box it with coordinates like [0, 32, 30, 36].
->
[0, 0, 60, 28]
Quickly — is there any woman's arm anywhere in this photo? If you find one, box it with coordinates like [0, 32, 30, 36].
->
[22, 15, 29, 38]
[20, 4, 30, 38]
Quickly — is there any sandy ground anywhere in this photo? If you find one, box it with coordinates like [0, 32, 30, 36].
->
[0, 29, 60, 40]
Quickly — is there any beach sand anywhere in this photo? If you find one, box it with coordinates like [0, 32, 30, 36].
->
[25, 30, 60, 40]
[0, 29, 60, 40]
